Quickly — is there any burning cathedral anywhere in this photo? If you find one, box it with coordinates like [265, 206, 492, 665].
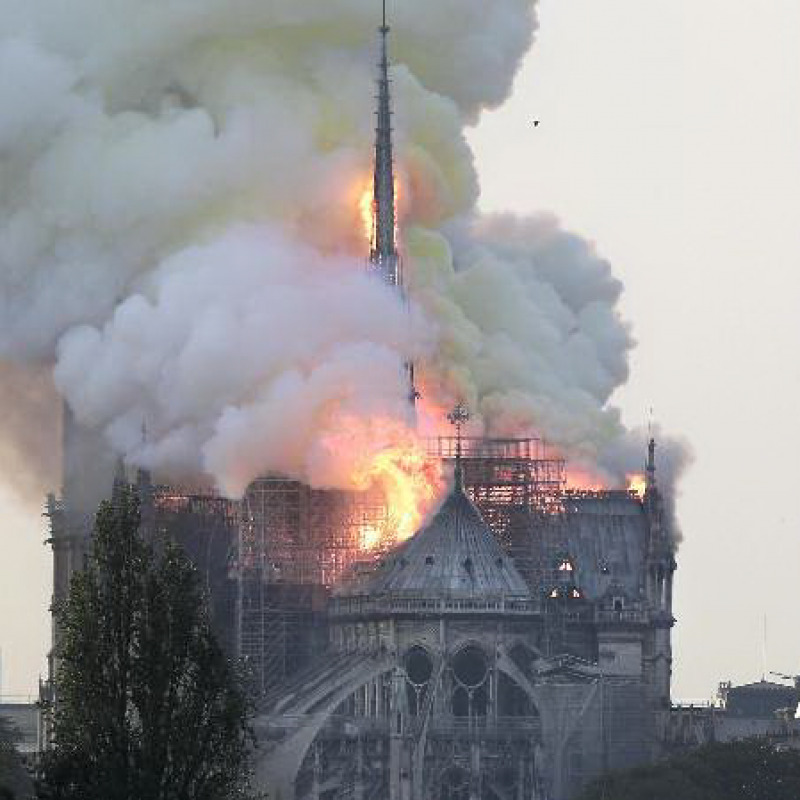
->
[43, 5, 677, 800]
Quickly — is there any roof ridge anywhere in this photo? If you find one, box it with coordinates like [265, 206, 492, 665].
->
[340, 481, 531, 598]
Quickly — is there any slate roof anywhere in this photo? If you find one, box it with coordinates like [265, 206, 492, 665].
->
[560, 495, 648, 601]
[348, 479, 530, 598]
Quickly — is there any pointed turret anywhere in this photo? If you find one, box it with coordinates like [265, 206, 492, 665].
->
[643, 437, 666, 546]
[645, 437, 657, 493]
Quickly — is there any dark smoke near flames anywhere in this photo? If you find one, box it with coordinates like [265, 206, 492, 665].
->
[0, 0, 689, 536]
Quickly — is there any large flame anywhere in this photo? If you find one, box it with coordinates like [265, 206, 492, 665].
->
[321, 414, 444, 551]
[351, 423, 443, 547]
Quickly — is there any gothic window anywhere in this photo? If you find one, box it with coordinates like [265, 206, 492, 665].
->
[404, 645, 433, 716]
[405, 646, 433, 684]
[450, 645, 490, 718]
[452, 646, 488, 687]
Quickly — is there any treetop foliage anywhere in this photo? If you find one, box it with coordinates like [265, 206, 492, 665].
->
[576, 739, 800, 800]
[39, 483, 260, 800]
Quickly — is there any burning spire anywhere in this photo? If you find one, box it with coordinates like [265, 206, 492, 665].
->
[370, 0, 399, 286]
[368, 0, 419, 407]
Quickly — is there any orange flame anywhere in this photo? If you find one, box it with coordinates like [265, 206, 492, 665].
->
[321, 414, 444, 551]
[352, 429, 443, 547]
[566, 466, 608, 491]
[627, 473, 647, 498]
[359, 184, 375, 249]
[357, 177, 402, 251]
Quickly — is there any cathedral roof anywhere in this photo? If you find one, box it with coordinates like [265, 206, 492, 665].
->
[349, 479, 531, 598]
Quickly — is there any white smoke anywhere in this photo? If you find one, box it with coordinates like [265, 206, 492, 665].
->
[53, 225, 434, 496]
[0, 0, 688, 508]
[410, 214, 633, 460]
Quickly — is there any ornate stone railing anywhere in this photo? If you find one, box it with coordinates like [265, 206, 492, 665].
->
[330, 593, 537, 619]
[595, 608, 649, 625]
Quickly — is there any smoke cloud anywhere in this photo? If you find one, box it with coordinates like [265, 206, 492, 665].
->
[0, 0, 688, 514]
[0, 361, 60, 507]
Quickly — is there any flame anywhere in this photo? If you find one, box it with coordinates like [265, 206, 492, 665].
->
[352, 428, 443, 546]
[569, 467, 648, 497]
[320, 414, 444, 551]
[357, 176, 402, 251]
[359, 524, 383, 551]
[566, 466, 608, 491]
[627, 474, 647, 498]
[359, 183, 376, 248]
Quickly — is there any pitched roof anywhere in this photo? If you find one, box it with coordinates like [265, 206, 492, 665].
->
[731, 680, 797, 693]
[351, 482, 530, 598]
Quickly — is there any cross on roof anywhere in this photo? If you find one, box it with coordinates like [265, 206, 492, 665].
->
[447, 404, 470, 483]
[447, 403, 470, 429]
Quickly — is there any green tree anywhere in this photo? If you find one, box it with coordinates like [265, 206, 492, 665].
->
[39, 484, 258, 800]
[576, 740, 800, 800]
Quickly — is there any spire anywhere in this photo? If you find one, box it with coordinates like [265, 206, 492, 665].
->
[646, 437, 657, 492]
[136, 419, 153, 492]
[369, 1, 419, 408]
[370, 0, 399, 287]
[644, 436, 667, 547]
[447, 404, 470, 490]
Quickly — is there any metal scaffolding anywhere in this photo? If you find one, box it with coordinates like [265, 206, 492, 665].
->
[232, 439, 576, 693]
[140, 438, 643, 696]
[429, 436, 569, 594]
[236, 478, 389, 693]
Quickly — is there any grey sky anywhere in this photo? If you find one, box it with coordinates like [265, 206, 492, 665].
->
[2, 0, 799, 701]
[469, 0, 800, 699]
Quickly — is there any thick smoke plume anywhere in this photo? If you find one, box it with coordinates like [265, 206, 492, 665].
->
[0, 0, 688, 518]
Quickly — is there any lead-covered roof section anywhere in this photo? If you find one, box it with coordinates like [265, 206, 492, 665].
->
[345, 483, 531, 598]
[561, 495, 648, 600]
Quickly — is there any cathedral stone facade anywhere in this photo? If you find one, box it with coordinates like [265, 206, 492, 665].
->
[253, 447, 675, 800]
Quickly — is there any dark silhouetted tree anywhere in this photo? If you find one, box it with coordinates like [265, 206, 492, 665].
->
[576, 740, 800, 800]
[38, 484, 258, 800]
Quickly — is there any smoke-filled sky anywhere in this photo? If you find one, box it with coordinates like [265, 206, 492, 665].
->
[469, 0, 800, 699]
[1, 0, 798, 700]
[0, 0, 659, 500]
